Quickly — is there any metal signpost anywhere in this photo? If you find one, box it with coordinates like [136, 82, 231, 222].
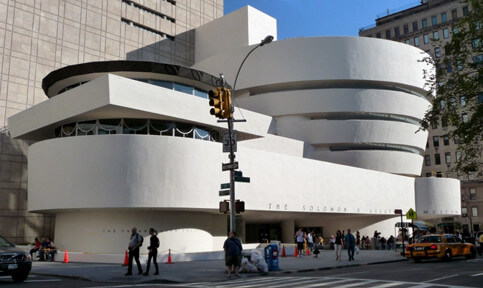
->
[209, 35, 273, 234]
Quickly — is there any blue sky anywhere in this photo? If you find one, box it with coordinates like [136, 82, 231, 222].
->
[224, 0, 420, 39]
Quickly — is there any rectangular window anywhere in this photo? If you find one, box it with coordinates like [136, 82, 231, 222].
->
[462, 207, 467, 215]
[473, 39, 481, 49]
[414, 37, 420, 46]
[423, 34, 429, 44]
[454, 135, 461, 144]
[405, 39, 410, 44]
[460, 96, 466, 107]
[422, 19, 427, 28]
[469, 173, 475, 180]
[425, 155, 431, 166]
[386, 29, 391, 39]
[446, 171, 452, 177]
[376, 32, 381, 38]
[446, 62, 453, 72]
[451, 9, 457, 20]
[432, 15, 438, 25]
[456, 151, 462, 162]
[462, 113, 468, 123]
[395, 27, 400, 37]
[442, 116, 448, 127]
[470, 188, 476, 200]
[412, 22, 418, 31]
[473, 54, 483, 64]
[479, 94, 483, 103]
[445, 152, 451, 164]
[441, 13, 447, 22]
[436, 172, 443, 178]
[433, 136, 439, 147]
[463, 6, 469, 16]
[403, 24, 409, 34]
[433, 31, 439, 40]
[443, 28, 449, 38]
[435, 153, 441, 165]
[443, 135, 450, 145]
[435, 47, 441, 58]
[453, 26, 459, 34]
[426, 172, 432, 177]
[472, 207, 478, 217]
[432, 121, 438, 129]
[457, 60, 463, 70]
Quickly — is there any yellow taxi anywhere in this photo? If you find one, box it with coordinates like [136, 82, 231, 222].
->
[405, 234, 477, 262]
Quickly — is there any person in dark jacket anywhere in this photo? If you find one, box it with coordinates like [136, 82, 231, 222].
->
[223, 231, 242, 278]
[143, 228, 159, 276]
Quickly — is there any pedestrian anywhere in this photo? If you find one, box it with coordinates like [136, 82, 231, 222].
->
[223, 231, 242, 278]
[345, 228, 356, 261]
[125, 227, 143, 276]
[143, 228, 159, 276]
[307, 231, 314, 251]
[29, 237, 41, 259]
[295, 228, 305, 257]
[335, 230, 343, 261]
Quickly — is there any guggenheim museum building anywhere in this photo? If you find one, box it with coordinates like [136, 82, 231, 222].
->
[7, 6, 460, 261]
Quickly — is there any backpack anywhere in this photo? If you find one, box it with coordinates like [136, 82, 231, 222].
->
[138, 233, 143, 247]
[153, 235, 160, 248]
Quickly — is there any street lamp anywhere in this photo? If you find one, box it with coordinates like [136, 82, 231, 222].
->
[227, 35, 273, 234]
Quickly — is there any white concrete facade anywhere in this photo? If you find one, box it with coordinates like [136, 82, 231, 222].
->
[7, 6, 460, 261]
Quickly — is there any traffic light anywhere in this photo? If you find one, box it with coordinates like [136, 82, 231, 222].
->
[219, 201, 229, 213]
[235, 200, 245, 213]
[209, 87, 224, 118]
[222, 88, 232, 119]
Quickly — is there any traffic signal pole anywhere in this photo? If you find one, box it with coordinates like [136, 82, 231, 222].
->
[228, 116, 236, 233]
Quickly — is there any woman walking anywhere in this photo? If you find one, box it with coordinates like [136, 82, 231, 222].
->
[335, 230, 344, 261]
[143, 228, 159, 276]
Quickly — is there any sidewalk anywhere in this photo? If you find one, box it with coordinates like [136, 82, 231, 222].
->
[30, 249, 407, 284]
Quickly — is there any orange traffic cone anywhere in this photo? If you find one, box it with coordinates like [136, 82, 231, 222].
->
[306, 247, 311, 256]
[294, 245, 298, 257]
[122, 250, 129, 266]
[281, 245, 286, 257]
[166, 249, 173, 264]
[63, 250, 69, 263]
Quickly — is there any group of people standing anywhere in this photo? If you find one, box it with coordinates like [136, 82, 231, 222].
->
[295, 228, 324, 257]
[125, 227, 159, 276]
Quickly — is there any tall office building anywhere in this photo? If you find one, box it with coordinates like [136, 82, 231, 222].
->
[359, 0, 481, 235]
[0, 0, 222, 244]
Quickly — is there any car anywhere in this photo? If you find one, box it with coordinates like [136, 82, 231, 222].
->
[405, 234, 477, 263]
[0, 236, 32, 282]
[475, 231, 483, 256]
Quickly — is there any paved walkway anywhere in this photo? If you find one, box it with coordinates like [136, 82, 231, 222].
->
[31, 249, 406, 284]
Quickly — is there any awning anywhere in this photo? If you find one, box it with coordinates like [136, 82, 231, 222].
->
[437, 222, 454, 227]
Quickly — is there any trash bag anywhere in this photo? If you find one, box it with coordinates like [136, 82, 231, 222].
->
[239, 257, 258, 273]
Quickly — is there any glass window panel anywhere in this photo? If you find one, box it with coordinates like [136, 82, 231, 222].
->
[174, 83, 193, 95]
[412, 22, 418, 31]
[435, 153, 441, 165]
[149, 80, 173, 89]
[194, 89, 208, 99]
[443, 28, 449, 38]
[423, 34, 429, 44]
[441, 13, 447, 22]
[433, 31, 439, 40]
[445, 152, 451, 163]
[414, 37, 420, 46]
[431, 16, 437, 25]
[422, 19, 427, 28]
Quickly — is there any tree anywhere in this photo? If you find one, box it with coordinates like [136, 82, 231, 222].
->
[420, 0, 482, 177]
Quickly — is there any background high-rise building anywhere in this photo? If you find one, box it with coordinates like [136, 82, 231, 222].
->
[359, 0, 481, 235]
[0, 0, 223, 244]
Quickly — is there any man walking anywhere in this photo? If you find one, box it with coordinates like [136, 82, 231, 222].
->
[344, 228, 356, 261]
[125, 227, 143, 276]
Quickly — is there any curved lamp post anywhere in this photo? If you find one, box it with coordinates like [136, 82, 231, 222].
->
[228, 35, 273, 234]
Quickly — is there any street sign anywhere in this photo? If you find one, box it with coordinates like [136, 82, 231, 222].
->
[220, 183, 230, 189]
[234, 170, 243, 177]
[223, 130, 237, 153]
[234, 176, 250, 183]
[406, 208, 417, 220]
[222, 162, 238, 171]
[394, 209, 403, 214]
[219, 190, 230, 196]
